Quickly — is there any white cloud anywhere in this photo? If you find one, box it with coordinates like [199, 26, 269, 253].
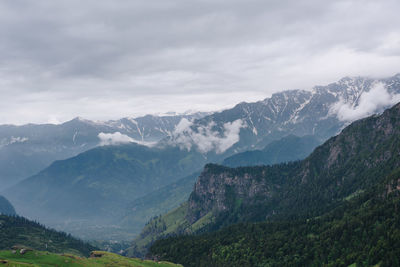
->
[98, 132, 157, 147]
[1, 0, 400, 124]
[170, 118, 245, 154]
[330, 82, 400, 122]
[98, 132, 134, 146]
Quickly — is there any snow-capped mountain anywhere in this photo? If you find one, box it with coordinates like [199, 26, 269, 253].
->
[168, 74, 400, 155]
[1, 74, 400, 189]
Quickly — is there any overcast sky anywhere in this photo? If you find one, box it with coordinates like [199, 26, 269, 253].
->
[0, 0, 400, 124]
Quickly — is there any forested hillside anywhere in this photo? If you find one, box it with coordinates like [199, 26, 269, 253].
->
[0, 215, 96, 256]
[134, 102, 400, 264]
[150, 169, 400, 266]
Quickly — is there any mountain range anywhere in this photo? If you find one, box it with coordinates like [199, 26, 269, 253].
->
[132, 101, 400, 261]
[3, 74, 400, 243]
[2, 74, 400, 191]
[168, 74, 400, 154]
[0, 112, 208, 189]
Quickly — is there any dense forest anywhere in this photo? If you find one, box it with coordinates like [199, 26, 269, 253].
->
[150, 170, 400, 266]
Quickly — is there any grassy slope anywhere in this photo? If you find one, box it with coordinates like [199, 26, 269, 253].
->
[0, 250, 181, 267]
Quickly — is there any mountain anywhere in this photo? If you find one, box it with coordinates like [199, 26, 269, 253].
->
[4, 74, 400, 243]
[149, 170, 400, 266]
[222, 134, 321, 167]
[133, 101, 400, 257]
[3, 143, 207, 240]
[187, 101, 400, 226]
[167, 74, 400, 155]
[0, 112, 208, 189]
[0, 195, 15, 215]
[0, 215, 97, 256]
[2, 75, 400, 191]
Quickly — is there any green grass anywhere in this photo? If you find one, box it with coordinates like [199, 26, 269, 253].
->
[0, 249, 181, 267]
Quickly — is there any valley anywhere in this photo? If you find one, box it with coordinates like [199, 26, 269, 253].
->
[2, 1, 400, 265]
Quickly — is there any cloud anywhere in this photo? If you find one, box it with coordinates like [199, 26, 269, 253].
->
[98, 132, 156, 147]
[330, 82, 400, 121]
[170, 118, 245, 154]
[0, 136, 29, 149]
[1, 0, 400, 124]
[98, 132, 134, 146]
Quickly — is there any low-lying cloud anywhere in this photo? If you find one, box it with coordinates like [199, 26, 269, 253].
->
[171, 118, 245, 154]
[98, 132, 156, 147]
[330, 83, 400, 122]
[98, 132, 135, 146]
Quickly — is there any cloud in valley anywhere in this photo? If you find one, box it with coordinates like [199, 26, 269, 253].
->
[98, 132, 135, 146]
[171, 118, 245, 154]
[98, 132, 156, 147]
[330, 83, 400, 121]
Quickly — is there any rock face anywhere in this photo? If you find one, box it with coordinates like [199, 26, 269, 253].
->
[185, 102, 400, 228]
[187, 165, 280, 224]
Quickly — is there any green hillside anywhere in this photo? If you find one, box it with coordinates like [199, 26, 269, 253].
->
[149, 169, 400, 266]
[135, 102, 400, 262]
[0, 249, 180, 267]
[185, 102, 400, 230]
[4, 143, 207, 240]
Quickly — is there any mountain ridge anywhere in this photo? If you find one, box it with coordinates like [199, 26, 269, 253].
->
[0, 112, 208, 189]
[130, 101, 400, 256]
[4, 74, 400, 243]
